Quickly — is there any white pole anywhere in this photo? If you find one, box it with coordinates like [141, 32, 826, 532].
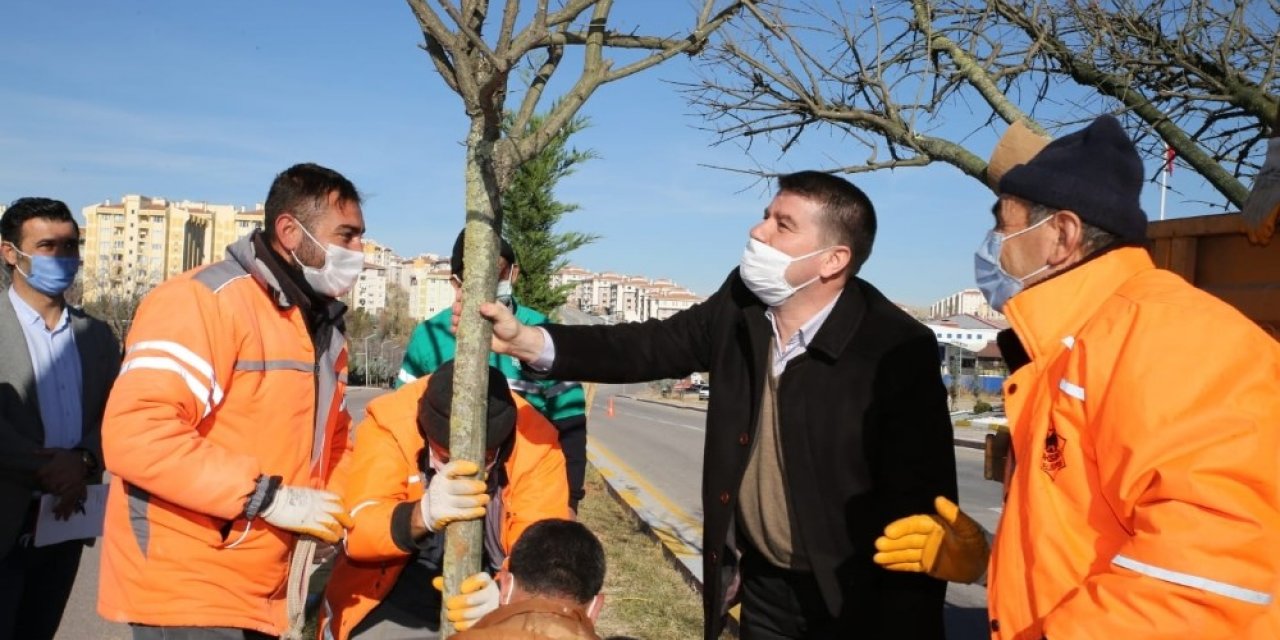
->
[1160, 145, 1170, 221]
[1159, 163, 1168, 221]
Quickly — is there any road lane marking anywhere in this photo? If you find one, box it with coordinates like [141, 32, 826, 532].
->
[598, 397, 706, 433]
[589, 439, 703, 534]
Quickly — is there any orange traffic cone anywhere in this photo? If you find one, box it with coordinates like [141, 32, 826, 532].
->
[607, 397, 615, 417]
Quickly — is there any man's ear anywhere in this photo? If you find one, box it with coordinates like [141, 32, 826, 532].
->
[585, 593, 604, 622]
[498, 571, 516, 606]
[274, 213, 302, 253]
[1048, 210, 1086, 266]
[0, 241, 16, 269]
[821, 246, 852, 278]
[508, 264, 519, 284]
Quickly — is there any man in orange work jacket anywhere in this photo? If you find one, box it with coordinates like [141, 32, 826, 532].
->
[874, 115, 1280, 639]
[319, 359, 570, 640]
[99, 163, 366, 639]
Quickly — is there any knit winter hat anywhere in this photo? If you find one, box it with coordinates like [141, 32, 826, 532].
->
[999, 115, 1147, 243]
[450, 229, 517, 280]
[418, 359, 517, 452]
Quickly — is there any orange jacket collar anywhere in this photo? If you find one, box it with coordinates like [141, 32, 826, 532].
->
[1003, 247, 1156, 362]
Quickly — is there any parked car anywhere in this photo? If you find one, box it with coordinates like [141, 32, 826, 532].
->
[699, 386, 710, 401]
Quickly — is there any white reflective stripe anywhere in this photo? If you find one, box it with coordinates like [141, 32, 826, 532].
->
[1062, 335, 1076, 350]
[397, 369, 418, 384]
[129, 340, 224, 406]
[349, 500, 379, 519]
[223, 521, 252, 549]
[119, 357, 214, 418]
[320, 599, 336, 640]
[1113, 554, 1273, 605]
[507, 378, 542, 394]
[544, 381, 579, 398]
[1059, 379, 1086, 401]
[407, 474, 421, 484]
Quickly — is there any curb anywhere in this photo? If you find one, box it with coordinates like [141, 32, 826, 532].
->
[622, 394, 990, 451]
[590, 463, 742, 637]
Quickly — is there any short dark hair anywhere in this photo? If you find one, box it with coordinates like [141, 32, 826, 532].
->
[776, 171, 877, 274]
[508, 519, 605, 604]
[263, 163, 361, 240]
[1, 198, 79, 272]
[450, 229, 517, 280]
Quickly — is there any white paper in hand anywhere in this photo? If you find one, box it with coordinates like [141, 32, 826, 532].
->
[34, 484, 108, 547]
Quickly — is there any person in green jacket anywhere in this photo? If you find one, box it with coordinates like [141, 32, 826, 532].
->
[396, 231, 588, 511]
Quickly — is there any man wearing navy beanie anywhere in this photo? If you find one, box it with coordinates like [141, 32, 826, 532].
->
[874, 115, 1280, 638]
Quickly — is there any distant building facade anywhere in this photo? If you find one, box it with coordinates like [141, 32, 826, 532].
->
[928, 288, 1003, 322]
[81, 195, 263, 302]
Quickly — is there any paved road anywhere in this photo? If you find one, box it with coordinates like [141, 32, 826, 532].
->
[53, 387, 389, 640]
[587, 384, 1002, 640]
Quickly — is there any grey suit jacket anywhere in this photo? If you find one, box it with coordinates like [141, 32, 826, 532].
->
[0, 289, 120, 558]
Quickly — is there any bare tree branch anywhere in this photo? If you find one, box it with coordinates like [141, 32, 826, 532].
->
[686, 0, 1278, 208]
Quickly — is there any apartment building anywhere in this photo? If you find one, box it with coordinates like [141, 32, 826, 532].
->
[402, 255, 454, 321]
[81, 195, 265, 302]
[928, 287, 1004, 322]
[552, 266, 704, 323]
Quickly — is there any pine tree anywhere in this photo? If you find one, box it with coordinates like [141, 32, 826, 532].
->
[502, 113, 599, 317]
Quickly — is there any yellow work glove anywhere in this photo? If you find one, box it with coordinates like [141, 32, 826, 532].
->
[432, 572, 500, 631]
[873, 496, 989, 584]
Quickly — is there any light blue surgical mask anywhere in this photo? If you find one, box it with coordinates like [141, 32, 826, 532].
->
[5, 243, 80, 296]
[973, 217, 1051, 312]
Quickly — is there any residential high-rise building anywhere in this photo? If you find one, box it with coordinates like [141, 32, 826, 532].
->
[81, 195, 264, 302]
[403, 255, 454, 321]
[552, 266, 705, 323]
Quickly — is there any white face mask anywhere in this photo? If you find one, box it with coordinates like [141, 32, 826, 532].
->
[496, 279, 514, 311]
[738, 238, 830, 307]
[292, 223, 363, 298]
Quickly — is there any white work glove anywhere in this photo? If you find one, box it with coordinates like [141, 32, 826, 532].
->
[420, 460, 489, 532]
[260, 486, 353, 544]
[433, 572, 500, 631]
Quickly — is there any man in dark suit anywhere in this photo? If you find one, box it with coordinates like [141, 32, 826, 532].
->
[472, 171, 958, 639]
[0, 197, 120, 640]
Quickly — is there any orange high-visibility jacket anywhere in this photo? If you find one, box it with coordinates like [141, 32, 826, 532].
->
[989, 247, 1280, 639]
[318, 376, 570, 640]
[98, 234, 353, 635]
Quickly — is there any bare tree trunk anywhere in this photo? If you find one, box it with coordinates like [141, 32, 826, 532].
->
[441, 112, 505, 637]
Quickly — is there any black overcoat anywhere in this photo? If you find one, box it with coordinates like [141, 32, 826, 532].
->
[544, 270, 958, 639]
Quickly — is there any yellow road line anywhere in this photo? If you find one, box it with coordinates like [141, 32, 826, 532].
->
[588, 438, 703, 536]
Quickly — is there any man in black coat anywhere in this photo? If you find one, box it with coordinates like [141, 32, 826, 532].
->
[476, 171, 958, 639]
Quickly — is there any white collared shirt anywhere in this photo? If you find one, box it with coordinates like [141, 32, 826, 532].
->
[765, 295, 839, 378]
[8, 286, 83, 448]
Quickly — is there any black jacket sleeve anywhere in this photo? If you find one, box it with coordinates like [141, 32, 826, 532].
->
[544, 272, 736, 383]
[867, 332, 958, 637]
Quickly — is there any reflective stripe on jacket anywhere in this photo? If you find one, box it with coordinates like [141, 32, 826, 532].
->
[98, 234, 353, 634]
[318, 376, 570, 640]
[989, 247, 1280, 639]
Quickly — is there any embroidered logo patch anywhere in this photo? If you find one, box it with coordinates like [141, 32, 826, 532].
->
[1041, 425, 1066, 479]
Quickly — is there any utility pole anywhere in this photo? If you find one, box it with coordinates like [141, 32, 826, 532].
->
[361, 334, 376, 387]
[378, 338, 394, 387]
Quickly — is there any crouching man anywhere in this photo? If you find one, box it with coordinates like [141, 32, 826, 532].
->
[320, 360, 570, 639]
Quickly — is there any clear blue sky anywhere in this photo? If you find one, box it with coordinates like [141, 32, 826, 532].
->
[0, 1, 1230, 306]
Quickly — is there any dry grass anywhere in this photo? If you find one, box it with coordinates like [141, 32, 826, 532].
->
[579, 466, 709, 640]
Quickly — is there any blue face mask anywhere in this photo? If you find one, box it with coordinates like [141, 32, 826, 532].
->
[7, 244, 81, 296]
[973, 218, 1050, 312]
